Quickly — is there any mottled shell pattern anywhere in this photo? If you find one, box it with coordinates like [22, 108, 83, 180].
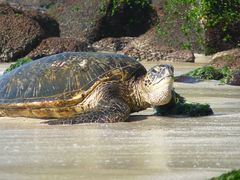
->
[0, 52, 146, 105]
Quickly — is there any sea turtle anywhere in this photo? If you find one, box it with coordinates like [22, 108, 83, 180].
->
[0, 52, 174, 124]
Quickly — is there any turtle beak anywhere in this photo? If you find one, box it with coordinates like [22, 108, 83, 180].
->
[152, 64, 174, 82]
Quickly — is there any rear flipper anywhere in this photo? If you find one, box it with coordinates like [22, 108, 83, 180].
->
[44, 98, 130, 125]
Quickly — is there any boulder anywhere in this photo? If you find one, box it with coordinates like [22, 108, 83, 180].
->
[0, 2, 20, 14]
[92, 37, 135, 52]
[118, 28, 195, 62]
[164, 50, 195, 62]
[210, 48, 240, 71]
[2, 1, 156, 46]
[0, 3, 59, 62]
[0, 3, 59, 38]
[47, 0, 156, 42]
[210, 48, 240, 86]
[27, 37, 94, 59]
[23, 10, 59, 38]
[0, 14, 44, 62]
[228, 71, 240, 86]
[0, 0, 57, 9]
[205, 21, 240, 55]
[174, 75, 201, 83]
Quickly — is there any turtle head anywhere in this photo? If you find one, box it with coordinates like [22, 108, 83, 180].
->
[141, 64, 174, 106]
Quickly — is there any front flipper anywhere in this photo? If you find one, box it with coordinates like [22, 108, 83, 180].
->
[45, 98, 130, 125]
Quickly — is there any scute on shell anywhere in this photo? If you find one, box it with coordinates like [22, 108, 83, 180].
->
[0, 52, 146, 105]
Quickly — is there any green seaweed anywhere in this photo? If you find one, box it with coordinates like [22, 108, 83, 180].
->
[155, 91, 213, 117]
[219, 67, 233, 84]
[4, 57, 32, 74]
[185, 66, 233, 84]
[210, 169, 240, 180]
[186, 66, 223, 80]
[175, 91, 186, 104]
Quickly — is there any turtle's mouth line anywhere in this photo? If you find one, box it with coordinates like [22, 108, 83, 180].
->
[165, 75, 174, 78]
[157, 75, 174, 83]
[150, 75, 173, 86]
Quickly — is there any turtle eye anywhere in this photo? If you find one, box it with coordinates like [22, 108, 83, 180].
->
[152, 68, 158, 73]
[152, 66, 162, 73]
[170, 66, 174, 73]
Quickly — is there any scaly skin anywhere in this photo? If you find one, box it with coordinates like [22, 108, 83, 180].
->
[46, 83, 132, 124]
[45, 73, 174, 125]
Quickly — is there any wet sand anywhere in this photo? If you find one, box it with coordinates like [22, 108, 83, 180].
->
[0, 55, 240, 180]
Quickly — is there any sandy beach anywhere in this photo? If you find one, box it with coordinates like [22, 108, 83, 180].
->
[0, 56, 240, 180]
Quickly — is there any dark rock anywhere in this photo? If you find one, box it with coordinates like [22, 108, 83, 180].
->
[210, 49, 240, 86]
[27, 37, 94, 60]
[210, 48, 240, 71]
[228, 70, 240, 86]
[118, 28, 195, 62]
[3, 1, 155, 45]
[0, 3, 60, 62]
[164, 50, 195, 62]
[0, 3, 59, 38]
[174, 75, 201, 83]
[0, 14, 44, 62]
[0, 2, 21, 14]
[0, 0, 58, 10]
[205, 22, 240, 55]
[92, 37, 135, 52]
[119, 28, 173, 61]
[97, 0, 157, 39]
[47, 0, 108, 42]
[47, 0, 156, 42]
[23, 10, 60, 38]
[152, 1, 205, 54]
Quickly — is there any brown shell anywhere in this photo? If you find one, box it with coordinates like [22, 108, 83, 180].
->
[0, 52, 146, 105]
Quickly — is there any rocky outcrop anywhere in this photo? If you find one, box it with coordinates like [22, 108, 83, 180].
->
[119, 29, 195, 62]
[0, 14, 44, 62]
[174, 75, 201, 83]
[27, 37, 94, 60]
[47, 0, 156, 42]
[92, 37, 134, 52]
[210, 48, 240, 70]
[23, 10, 59, 38]
[120, 44, 174, 61]
[210, 48, 240, 86]
[164, 50, 195, 62]
[0, 3, 59, 38]
[92, 28, 195, 62]
[0, 3, 59, 62]
[0, 0, 56, 8]
[205, 22, 240, 55]
[228, 71, 240, 86]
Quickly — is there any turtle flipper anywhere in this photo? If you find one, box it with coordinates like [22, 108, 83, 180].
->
[45, 98, 130, 125]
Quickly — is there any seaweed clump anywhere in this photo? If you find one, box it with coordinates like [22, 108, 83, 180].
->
[210, 169, 240, 180]
[185, 66, 232, 83]
[155, 91, 213, 117]
[4, 57, 32, 74]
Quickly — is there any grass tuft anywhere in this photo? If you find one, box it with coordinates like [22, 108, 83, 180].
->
[4, 57, 32, 74]
[185, 65, 233, 84]
[186, 66, 223, 80]
[210, 169, 240, 180]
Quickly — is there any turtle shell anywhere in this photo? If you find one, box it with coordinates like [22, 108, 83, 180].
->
[0, 52, 146, 106]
